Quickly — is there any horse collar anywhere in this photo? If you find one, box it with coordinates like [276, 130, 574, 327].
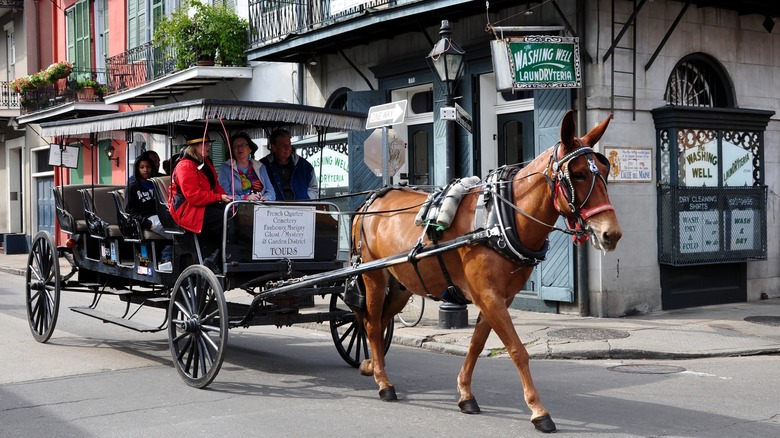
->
[475, 166, 549, 266]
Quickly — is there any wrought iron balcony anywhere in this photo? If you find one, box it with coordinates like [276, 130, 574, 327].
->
[248, 0, 415, 48]
[104, 40, 253, 104]
[0, 0, 23, 9]
[19, 68, 109, 115]
[0, 81, 20, 110]
[105, 41, 178, 96]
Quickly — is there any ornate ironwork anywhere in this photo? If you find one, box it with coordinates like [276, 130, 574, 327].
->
[19, 68, 108, 115]
[248, 0, 415, 48]
[0, 0, 23, 9]
[105, 41, 178, 95]
[0, 81, 20, 109]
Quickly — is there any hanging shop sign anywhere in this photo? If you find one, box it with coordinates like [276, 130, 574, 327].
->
[491, 35, 581, 91]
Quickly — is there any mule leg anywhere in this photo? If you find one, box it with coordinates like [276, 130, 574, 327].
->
[474, 295, 556, 433]
[360, 270, 398, 401]
[457, 312, 490, 414]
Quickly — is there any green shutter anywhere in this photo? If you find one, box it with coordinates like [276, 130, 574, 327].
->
[66, 9, 75, 62]
[128, 0, 148, 49]
[75, 0, 91, 71]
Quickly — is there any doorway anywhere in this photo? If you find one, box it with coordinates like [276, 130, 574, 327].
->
[497, 111, 535, 166]
[408, 124, 433, 186]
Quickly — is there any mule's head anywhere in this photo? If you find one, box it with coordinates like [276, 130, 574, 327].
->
[550, 110, 622, 252]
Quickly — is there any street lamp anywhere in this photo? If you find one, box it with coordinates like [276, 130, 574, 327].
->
[427, 20, 469, 329]
[104, 143, 120, 168]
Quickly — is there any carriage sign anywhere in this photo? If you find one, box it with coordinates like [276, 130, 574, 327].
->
[252, 205, 316, 260]
[491, 36, 581, 90]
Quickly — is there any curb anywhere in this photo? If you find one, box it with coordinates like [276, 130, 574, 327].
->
[0, 266, 25, 277]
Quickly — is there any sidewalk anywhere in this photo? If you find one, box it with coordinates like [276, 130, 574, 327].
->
[4, 250, 779, 360]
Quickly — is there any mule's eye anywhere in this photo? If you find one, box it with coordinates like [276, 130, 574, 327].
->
[572, 172, 587, 181]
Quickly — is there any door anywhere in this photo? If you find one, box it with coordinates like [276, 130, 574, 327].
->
[36, 177, 55, 235]
[347, 90, 387, 211]
[408, 124, 433, 186]
[510, 89, 571, 312]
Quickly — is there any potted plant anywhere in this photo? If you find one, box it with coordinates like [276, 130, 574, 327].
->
[155, 1, 249, 69]
[76, 79, 101, 101]
[44, 61, 74, 92]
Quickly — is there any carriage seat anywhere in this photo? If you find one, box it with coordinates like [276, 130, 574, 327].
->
[111, 189, 170, 242]
[79, 185, 124, 239]
[150, 176, 185, 235]
[54, 184, 94, 234]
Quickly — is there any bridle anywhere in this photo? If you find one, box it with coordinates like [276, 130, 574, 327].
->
[545, 141, 614, 244]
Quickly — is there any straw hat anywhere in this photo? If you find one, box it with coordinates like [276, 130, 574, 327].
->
[185, 135, 214, 146]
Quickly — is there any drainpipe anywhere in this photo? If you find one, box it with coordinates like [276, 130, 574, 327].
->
[575, 0, 590, 317]
[296, 63, 305, 104]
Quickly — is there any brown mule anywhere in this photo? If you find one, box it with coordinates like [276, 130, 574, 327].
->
[351, 110, 622, 433]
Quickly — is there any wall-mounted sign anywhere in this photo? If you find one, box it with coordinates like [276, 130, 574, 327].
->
[491, 36, 581, 90]
[722, 141, 753, 186]
[681, 140, 718, 187]
[48, 144, 80, 168]
[603, 146, 652, 182]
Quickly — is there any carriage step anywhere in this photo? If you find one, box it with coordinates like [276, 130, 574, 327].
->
[145, 297, 170, 304]
[70, 306, 162, 332]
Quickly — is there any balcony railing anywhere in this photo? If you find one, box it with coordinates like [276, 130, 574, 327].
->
[0, 81, 20, 109]
[20, 68, 109, 115]
[248, 0, 417, 48]
[105, 41, 178, 95]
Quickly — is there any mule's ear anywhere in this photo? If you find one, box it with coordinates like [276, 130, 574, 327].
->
[580, 112, 614, 147]
[560, 110, 576, 151]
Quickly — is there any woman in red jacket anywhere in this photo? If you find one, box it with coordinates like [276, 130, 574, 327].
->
[170, 136, 232, 270]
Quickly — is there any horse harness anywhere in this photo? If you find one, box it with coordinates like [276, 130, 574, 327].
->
[352, 143, 612, 306]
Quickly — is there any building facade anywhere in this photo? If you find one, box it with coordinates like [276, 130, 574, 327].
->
[3, 0, 779, 318]
[246, 0, 780, 316]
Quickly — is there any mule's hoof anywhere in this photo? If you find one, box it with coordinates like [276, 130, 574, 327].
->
[379, 387, 398, 402]
[458, 398, 481, 414]
[531, 414, 557, 433]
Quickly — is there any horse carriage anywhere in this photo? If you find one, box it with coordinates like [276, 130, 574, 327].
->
[26, 100, 622, 433]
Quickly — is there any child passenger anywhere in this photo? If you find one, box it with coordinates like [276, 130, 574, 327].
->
[125, 154, 169, 239]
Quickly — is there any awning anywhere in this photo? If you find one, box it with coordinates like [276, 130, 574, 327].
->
[39, 99, 367, 139]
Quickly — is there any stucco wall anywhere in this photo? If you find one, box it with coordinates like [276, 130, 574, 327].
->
[582, 1, 780, 315]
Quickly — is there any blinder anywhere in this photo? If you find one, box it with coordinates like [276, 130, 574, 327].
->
[548, 143, 615, 244]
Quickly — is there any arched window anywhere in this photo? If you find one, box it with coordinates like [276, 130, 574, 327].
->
[325, 87, 350, 110]
[665, 53, 734, 108]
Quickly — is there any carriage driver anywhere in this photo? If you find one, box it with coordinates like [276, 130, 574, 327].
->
[169, 135, 232, 272]
[260, 129, 319, 200]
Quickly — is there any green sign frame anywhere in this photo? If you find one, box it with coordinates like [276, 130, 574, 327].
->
[496, 36, 581, 90]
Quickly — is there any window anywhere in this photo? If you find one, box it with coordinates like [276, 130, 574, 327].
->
[5, 22, 15, 81]
[410, 91, 433, 114]
[665, 53, 733, 108]
[67, 0, 92, 71]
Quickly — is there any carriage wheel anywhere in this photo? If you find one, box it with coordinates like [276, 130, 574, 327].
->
[168, 265, 228, 389]
[25, 231, 61, 343]
[329, 291, 393, 368]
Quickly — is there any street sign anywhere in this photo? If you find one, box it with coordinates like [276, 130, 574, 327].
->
[454, 103, 472, 133]
[365, 100, 407, 129]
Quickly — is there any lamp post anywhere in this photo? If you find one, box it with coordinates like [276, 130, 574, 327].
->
[427, 20, 469, 329]
[426, 19, 465, 183]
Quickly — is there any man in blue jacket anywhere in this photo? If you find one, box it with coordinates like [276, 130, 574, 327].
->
[260, 129, 319, 200]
